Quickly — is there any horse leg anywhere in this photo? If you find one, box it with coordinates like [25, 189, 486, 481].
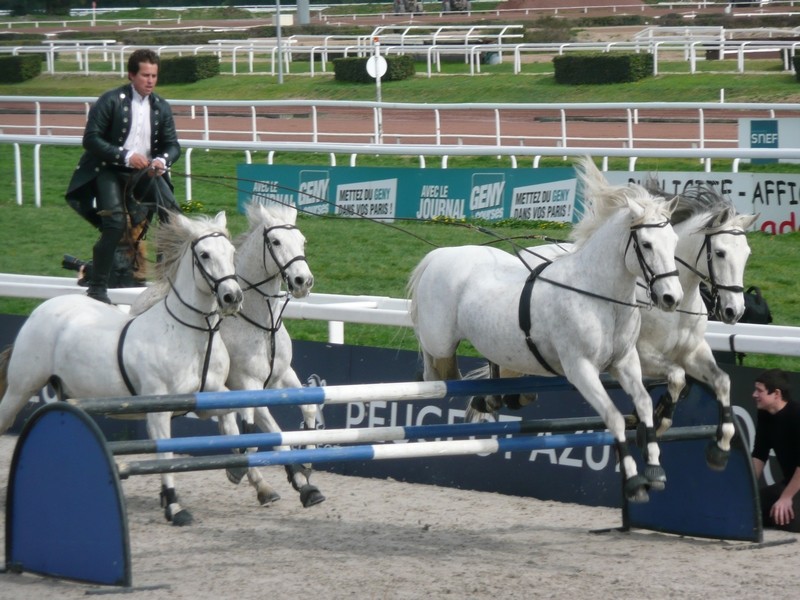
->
[146, 411, 193, 526]
[217, 410, 282, 505]
[654, 366, 687, 436]
[0, 346, 50, 434]
[498, 365, 538, 409]
[566, 360, 650, 503]
[465, 362, 504, 423]
[685, 352, 734, 471]
[222, 407, 256, 486]
[610, 355, 666, 493]
[252, 405, 325, 508]
[422, 351, 460, 382]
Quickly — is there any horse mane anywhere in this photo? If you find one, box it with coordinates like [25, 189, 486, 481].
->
[645, 178, 738, 234]
[569, 157, 668, 247]
[234, 202, 298, 248]
[148, 213, 231, 296]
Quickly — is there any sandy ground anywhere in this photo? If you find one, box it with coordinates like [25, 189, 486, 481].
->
[1, 433, 799, 600]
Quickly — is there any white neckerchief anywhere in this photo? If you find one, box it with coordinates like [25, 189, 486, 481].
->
[123, 87, 152, 162]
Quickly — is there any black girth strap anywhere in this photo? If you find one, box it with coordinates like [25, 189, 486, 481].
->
[518, 262, 560, 376]
[117, 319, 138, 396]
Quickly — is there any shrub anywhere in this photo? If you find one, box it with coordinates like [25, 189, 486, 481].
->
[158, 55, 220, 84]
[0, 54, 42, 83]
[553, 52, 653, 85]
[333, 55, 415, 83]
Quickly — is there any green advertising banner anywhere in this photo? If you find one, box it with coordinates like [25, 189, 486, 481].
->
[237, 164, 579, 223]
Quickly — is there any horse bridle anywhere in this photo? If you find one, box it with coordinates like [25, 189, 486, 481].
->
[625, 220, 680, 302]
[675, 228, 746, 318]
[118, 231, 237, 396]
[235, 224, 310, 388]
[517, 219, 679, 376]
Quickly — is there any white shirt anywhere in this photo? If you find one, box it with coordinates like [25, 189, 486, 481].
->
[123, 88, 152, 166]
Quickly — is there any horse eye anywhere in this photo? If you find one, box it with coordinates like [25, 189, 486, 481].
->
[272, 239, 281, 246]
[200, 251, 210, 260]
[715, 250, 726, 258]
[641, 241, 653, 250]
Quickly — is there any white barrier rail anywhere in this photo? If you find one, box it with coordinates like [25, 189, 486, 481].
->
[4, 129, 800, 208]
[1, 273, 798, 357]
[2, 37, 796, 77]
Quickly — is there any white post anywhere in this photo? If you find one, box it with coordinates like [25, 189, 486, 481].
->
[276, 0, 284, 85]
[374, 36, 383, 143]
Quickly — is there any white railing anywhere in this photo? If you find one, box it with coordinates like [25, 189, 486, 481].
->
[3, 36, 796, 77]
[4, 126, 800, 208]
[3, 97, 798, 146]
[1, 273, 797, 357]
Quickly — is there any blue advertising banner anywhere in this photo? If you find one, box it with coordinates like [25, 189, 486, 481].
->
[237, 164, 579, 223]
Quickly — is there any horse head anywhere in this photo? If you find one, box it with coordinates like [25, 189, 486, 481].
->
[658, 182, 758, 325]
[624, 191, 683, 312]
[694, 208, 758, 324]
[158, 211, 243, 317]
[246, 203, 314, 299]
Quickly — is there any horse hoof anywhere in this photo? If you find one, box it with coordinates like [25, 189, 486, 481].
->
[705, 442, 729, 472]
[226, 466, 247, 485]
[170, 509, 194, 527]
[644, 464, 667, 491]
[624, 475, 650, 503]
[470, 396, 490, 413]
[258, 490, 282, 506]
[300, 484, 326, 507]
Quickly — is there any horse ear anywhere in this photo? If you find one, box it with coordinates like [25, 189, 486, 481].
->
[738, 213, 759, 231]
[213, 211, 227, 228]
[664, 195, 680, 216]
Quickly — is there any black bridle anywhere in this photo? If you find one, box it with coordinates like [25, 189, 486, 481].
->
[518, 219, 680, 375]
[234, 224, 310, 389]
[675, 228, 746, 319]
[625, 220, 680, 303]
[118, 231, 237, 396]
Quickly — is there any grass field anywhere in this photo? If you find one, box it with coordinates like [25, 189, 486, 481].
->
[1, 25, 799, 371]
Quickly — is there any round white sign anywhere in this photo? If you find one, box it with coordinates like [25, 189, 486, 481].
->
[366, 56, 388, 79]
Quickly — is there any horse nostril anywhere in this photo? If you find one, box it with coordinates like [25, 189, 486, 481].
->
[662, 294, 675, 308]
[294, 276, 308, 288]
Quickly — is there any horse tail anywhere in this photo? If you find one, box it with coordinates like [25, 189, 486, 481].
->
[406, 252, 436, 328]
[0, 345, 13, 400]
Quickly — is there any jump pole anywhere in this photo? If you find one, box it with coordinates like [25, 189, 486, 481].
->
[114, 425, 717, 478]
[108, 414, 642, 455]
[68, 376, 583, 415]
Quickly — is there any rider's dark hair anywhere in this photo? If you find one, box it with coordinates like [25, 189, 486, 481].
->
[127, 49, 160, 75]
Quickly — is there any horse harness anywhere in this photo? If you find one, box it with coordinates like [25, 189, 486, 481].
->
[517, 220, 679, 376]
[117, 232, 237, 396]
[233, 223, 309, 389]
[674, 227, 746, 318]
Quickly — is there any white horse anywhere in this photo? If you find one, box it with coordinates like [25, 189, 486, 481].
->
[221, 203, 324, 508]
[132, 203, 324, 508]
[477, 184, 757, 472]
[407, 158, 683, 502]
[0, 211, 243, 526]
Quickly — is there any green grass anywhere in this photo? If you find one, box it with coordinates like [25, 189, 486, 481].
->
[1, 49, 799, 371]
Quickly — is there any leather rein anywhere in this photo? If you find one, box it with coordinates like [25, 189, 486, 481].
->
[117, 231, 237, 396]
[518, 220, 679, 375]
[233, 224, 309, 389]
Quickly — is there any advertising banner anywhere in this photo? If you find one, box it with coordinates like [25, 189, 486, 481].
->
[238, 163, 799, 234]
[237, 164, 578, 223]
